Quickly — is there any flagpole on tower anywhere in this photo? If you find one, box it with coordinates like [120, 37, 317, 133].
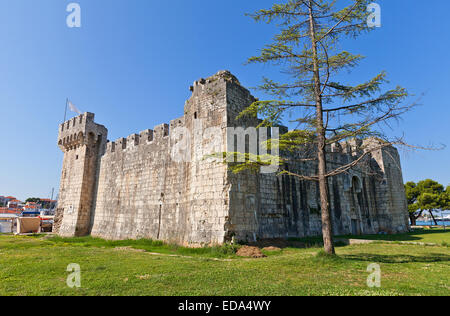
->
[64, 98, 68, 123]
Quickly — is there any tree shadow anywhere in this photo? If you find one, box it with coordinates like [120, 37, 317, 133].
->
[249, 229, 449, 250]
[341, 229, 449, 243]
[341, 253, 450, 264]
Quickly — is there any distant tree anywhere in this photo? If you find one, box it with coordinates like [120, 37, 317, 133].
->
[405, 182, 421, 226]
[405, 180, 450, 226]
[25, 198, 41, 204]
[231, 0, 421, 255]
[442, 186, 450, 211]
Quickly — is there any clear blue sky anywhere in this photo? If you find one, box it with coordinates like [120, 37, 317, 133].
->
[0, 0, 448, 201]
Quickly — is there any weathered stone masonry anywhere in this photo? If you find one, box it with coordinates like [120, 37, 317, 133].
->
[55, 71, 410, 245]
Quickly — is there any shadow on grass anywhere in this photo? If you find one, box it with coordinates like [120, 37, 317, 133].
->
[341, 253, 450, 264]
[250, 237, 348, 250]
[340, 229, 449, 243]
[280, 229, 450, 249]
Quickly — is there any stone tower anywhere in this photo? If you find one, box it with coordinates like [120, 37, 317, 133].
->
[54, 113, 108, 237]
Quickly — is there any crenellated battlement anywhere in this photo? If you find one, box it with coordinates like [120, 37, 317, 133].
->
[59, 112, 95, 133]
[57, 112, 107, 152]
[189, 70, 241, 94]
[103, 123, 173, 154]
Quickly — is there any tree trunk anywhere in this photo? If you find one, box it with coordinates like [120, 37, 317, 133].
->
[413, 210, 424, 226]
[308, 1, 335, 255]
[429, 210, 438, 226]
[409, 214, 417, 226]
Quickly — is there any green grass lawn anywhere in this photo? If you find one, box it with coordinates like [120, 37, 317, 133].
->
[0, 230, 449, 296]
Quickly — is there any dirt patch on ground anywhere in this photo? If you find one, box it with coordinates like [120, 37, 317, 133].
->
[114, 246, 146, 253]
[236, 246, 266, 258]
[262, 246, 282, 252]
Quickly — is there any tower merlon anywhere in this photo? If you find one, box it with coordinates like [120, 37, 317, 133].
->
[170, 117, 185, 130]
[127, 134, 140, 147]
[106, 141, 116, 153]
[116, 137, 127, 150]
[153, 123, 169, 139]
[139, 129, 154, 143]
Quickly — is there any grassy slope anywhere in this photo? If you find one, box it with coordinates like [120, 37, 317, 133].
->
[0, 231, 449, 296]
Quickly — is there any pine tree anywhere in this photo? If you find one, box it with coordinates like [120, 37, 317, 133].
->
[237, 0, 417, 255]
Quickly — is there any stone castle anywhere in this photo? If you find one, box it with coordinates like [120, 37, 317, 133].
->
[54, 71, 410, 245]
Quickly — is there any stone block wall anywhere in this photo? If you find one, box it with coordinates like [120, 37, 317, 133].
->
[90, 72, 232, 245]
[55, 71, 410, 245]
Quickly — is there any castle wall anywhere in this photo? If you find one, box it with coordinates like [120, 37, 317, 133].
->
[228, 148, 410, 242]
[224, 76, 326, 241]
[90, 74, 232, 245]
[56, 71, 410, 245]
[224, 100, 410, 241]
